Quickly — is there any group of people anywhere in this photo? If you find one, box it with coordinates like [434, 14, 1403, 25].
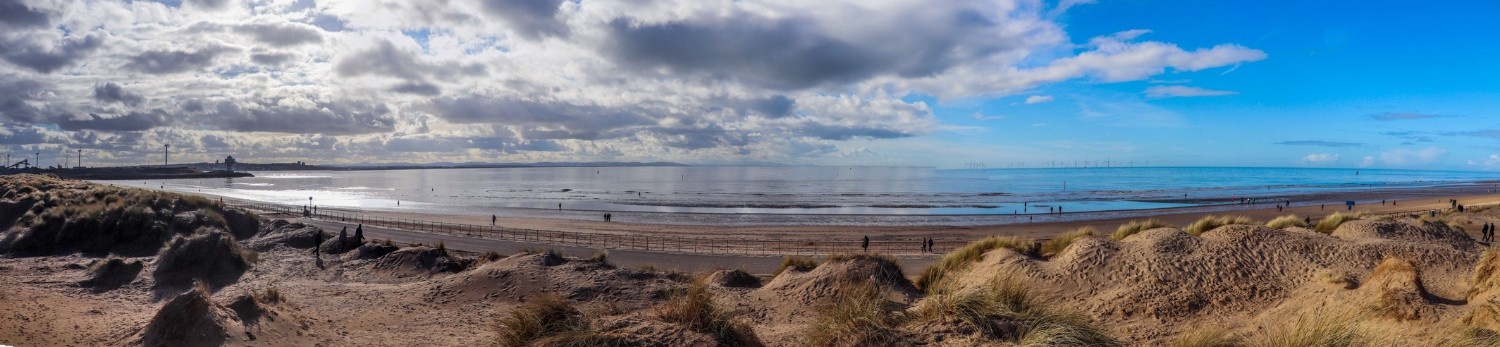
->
[312, 224, 364, 257]
[857, 235, 938, 253]
[1482, 223, 1496, 243]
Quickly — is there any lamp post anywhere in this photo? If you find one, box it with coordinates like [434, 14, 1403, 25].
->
[163, 144, 169, 166]
[77, 149, 81, 168]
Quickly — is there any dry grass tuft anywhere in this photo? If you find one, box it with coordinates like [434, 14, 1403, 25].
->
[916, 273, 1119, 346]
[802, 281, 905, 347]
[1318, 269, 1359, 289]
[655, 277, 762, 346]
[1246, 310, 1378, 347]
[1041, 226, 1094, 258]
[824, 252, 897, 264]
[915, 236, 1033, 292]
[1185, 215, 1256, 236]
[1315, 212, 1365, 234]
[772, 256, 817, 278]
[495, 295, 591, 347]
[258, 286, 284, 304]
[1266, 215, 1311, 229]
[585, 250, 614, 269]
[1112, 219, 1173, 240]
[477, 251, 504, 265]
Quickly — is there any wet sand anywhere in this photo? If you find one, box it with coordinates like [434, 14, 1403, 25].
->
[292, 188, 1500, 250]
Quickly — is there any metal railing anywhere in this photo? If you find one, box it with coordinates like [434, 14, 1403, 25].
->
[226, 200, 1500, 258]
[227, 201, 949, 257]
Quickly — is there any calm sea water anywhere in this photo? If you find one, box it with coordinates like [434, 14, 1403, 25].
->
[101, 166, 1498, 224]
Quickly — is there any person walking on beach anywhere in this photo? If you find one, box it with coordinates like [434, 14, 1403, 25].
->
[312, 229, 323, 257]
[862, 236, 870, 253]
[927, 238, 935, 253]
[355, 224, 364, 242]
[492, 214, 496, 226]
[339, 226, 348, 249]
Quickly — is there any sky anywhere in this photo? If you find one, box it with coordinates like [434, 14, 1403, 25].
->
[0, 0, 1497, 170]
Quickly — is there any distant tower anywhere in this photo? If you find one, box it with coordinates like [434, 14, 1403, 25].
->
[77, 149, 81, 168]
[163, 144, 169, 166]
[224, 155, 237, 172]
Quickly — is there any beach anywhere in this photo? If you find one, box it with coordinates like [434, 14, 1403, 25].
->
[10, 173, 1500, 345]
[252, 187, 1500, 256]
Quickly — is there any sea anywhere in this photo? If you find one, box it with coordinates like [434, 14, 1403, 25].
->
[99, 166, 1500, 226]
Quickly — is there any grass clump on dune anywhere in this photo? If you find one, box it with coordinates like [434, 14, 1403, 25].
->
[495, 295, 618, 347]
[1184, 215, 1256, 236]
[1265, 215, 1311, 229]
[585, 250, 614, 269]
[916, 273, 1120, 346]
[1315, 212, 1365, 234]
[656, 277, 762, 346]
[1041, 226, 1094, 258]
[1246, 311, 1378, 347]
[802, 281, 906, 347]
[915, 236, 1033, 292]
[1112, 219, 1173, 240]
[772, 256, 818, 277]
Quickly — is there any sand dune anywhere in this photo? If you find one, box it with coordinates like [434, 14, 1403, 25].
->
[6, 174, 1500, 346]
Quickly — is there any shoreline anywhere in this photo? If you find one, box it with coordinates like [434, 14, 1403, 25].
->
[233, 187, 1500, 250]
[137, 179, 1500, 228]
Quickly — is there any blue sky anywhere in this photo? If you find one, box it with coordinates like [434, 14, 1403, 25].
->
[924, 1, 1500, 170]
[0, 0, 1496, 170]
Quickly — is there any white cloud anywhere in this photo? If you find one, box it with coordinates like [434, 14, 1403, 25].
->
[1361, 156, 1375, 167]
[1470, 154, 1500, 168]
[972, 112, 1005, 121]
[1302, 153, 1338, 163]
[0, 0, 1267, 165]
[1144, 85, 1238, 98]
[1378, 147, 1448, 166]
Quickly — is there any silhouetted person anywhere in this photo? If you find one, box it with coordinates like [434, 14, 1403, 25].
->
[355, 224, 364, 241]
[927, 238, 934, 253]
[1304, 216, 1311, 226]
[862, 236, 869, 253]
[339, 226, 348, 249]
[313, 229, 323, 257]
[492, 214, 496, 226]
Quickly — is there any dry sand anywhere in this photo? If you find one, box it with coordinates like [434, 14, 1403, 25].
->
[8, 174, 1500, 346]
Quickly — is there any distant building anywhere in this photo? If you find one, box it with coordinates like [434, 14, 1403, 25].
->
[225, 156, 237, 172]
